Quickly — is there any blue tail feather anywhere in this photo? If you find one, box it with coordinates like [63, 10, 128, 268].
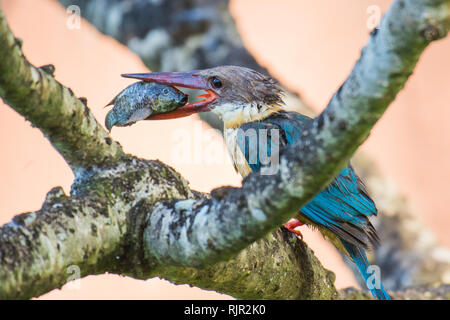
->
[341, 240, 391, 300]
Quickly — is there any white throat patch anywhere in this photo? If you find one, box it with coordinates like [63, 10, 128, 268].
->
[212, 102, 281, 128]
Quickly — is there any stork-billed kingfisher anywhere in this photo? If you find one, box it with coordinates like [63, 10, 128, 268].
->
[122, 66, 391, 300]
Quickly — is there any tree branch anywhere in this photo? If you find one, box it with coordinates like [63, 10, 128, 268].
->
[136, 0, 450, 267]
[0, 10, 123, 170]
[59, 0, 268, 74]
[1, 0, 449, 299]
[0, 6, 336, 299]
[59, 0, 450, 288]
[0, 157, 336, 299]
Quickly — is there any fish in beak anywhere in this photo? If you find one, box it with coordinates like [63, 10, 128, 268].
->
[121, 71, 217, 120]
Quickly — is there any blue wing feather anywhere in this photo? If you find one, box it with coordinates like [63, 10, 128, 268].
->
[342, 240, 391, 300]
[237, 111, 390, 299]
[238, 111, 378, 247]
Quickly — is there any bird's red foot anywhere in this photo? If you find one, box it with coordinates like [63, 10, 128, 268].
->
[284, 218, 304, 239]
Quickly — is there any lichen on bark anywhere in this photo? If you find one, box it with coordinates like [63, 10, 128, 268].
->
[1, 0, 450, 300]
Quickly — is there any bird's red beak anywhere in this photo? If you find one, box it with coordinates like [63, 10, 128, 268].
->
[121, 71, 216, 120]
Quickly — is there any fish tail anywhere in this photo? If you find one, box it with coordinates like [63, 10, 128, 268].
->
[341, 240, 391, 300]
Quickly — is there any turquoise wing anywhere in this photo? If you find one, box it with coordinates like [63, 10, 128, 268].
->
[238, 111, 390, 299]
[237, 111, 378, 248]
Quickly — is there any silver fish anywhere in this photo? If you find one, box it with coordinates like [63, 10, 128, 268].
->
[105, 81, 188, 131]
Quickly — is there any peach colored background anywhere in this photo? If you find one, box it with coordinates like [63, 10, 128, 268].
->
[0, 0, 449, 299]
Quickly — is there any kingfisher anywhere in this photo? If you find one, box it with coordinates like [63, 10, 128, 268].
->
[122, 66, 391, 300]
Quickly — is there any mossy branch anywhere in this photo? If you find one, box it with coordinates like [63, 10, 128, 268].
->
[0, 0, 449, 299]
[0, 10, 123, 170]
[0, 7, 336, 299]
[0, 157, 337, 299]
[61, 0, 450, 289]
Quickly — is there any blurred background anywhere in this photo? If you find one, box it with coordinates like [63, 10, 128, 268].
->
[0, 0, 449, 299]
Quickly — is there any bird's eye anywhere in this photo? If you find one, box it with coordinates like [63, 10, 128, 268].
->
[162, 88, 169, 95]
[210, 77, 222, 89]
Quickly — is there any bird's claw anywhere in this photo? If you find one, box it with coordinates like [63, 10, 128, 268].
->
[283, 218, 304, 240]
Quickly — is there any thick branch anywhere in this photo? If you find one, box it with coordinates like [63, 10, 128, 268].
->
[59, 0, 267, 74]
[0, 187, 121, 298]
[1, 0, 449, 299]
[0, 10, 123, 170]
[60, 0, 448, 290]
[138, 0, 450, 267]
[58, 0, 312, 130]
[60, 0, 450, 288]
[0, 7, 336, 299]
[0, 158, 337, 299]
[0, 158, 186, 299]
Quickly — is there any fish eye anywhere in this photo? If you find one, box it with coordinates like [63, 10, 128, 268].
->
[210, 77, 222, 89]
[162, 88, 169, 95]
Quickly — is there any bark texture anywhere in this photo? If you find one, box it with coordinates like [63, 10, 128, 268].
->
[1, 0, 450, 299]
[60, 1, 450, 290]
[0, 6, 335, 300]
[0, 10, 123, 170]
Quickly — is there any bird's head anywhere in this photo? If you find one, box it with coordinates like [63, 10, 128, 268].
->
[122, 66, 284, 126]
